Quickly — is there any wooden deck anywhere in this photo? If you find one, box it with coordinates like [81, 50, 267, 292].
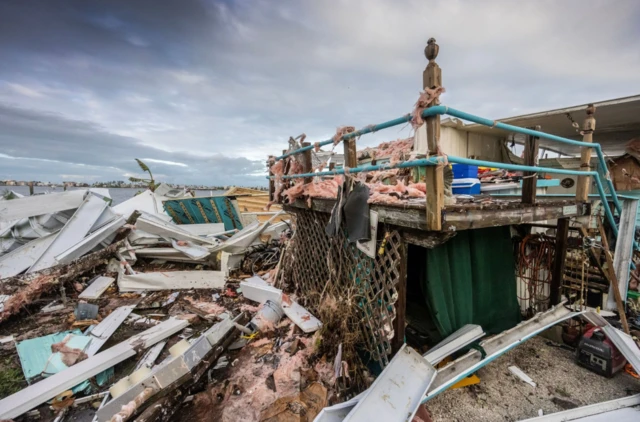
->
[284, 196, 591, 232]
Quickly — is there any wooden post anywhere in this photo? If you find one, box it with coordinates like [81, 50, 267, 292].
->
[550, 217, 569, 305]
[423, 38, 444, 231]
[522, 126, 540, 205]
[28, 181, 34, 196]
[301, 142, 313, 184]
[392, 242, 407, 353]
[576, 104, 596, 202]
[268, 155, 275, 203]
[343, 138, 357, 168]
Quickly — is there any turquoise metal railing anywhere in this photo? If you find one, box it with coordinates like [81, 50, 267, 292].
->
[272, 105, 622, 216]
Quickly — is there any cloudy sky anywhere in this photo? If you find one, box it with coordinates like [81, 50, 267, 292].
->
[1, 0, 639, 186]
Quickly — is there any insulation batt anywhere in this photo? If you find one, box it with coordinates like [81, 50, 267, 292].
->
[282, 176, 344, 203]
[358, 138, 414, 161]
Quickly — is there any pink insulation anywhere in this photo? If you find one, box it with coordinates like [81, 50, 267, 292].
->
[282, 176, 344, 203]
[358, 138, 414, 161]
[332, 126, 356, 145]
[411, 87, 445, 129]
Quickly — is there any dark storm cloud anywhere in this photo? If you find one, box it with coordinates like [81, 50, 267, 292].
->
[0, 0, 639, 185]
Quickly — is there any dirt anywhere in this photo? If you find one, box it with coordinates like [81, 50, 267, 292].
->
[426, 336, 640, 421]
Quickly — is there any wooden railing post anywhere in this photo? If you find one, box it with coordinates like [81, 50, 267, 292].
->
[268, 155, 275, 203]
[576, 104, 596, 202]
[301, 142, 313, 184]
[424, 38, 444, 231]
[522, 125, 540, 205]
[343, 137, 357, 168]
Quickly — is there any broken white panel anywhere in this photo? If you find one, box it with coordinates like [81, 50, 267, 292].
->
[344, 345, 436, 422]
[220, 251, 244, 276]
[0, 190, 86, 223]
[135, 341, 166, 371]
[128, 229, 163, 246]
[219, 218, 274, 254]
[508, 366, 536, 388]
[78, 276, 116, 300]
[55, 216, 125, 264]
[171, 239, 211, 260]
[519, 393, 640, 421]
[0, 233, 57, 279]
[240, 280, 282, 304]
[316, 324, 485, 422]
[89, 206, 117, 232]
[282, 300, 322, 333]
[602, 325, 640, 374]
[136, 213, 217, 246]
[424, 303, 582, 403]
[180, 223, 225, 236]
[423, 324, 484, 365]
[96, 318, 235, 422]
[0, 317, 189, 420]
[356, 210, 378, 259]
[261, 220, 290, 242]
[118, 270, 225, 292]
[28, 194, 108, 273]
[85, 305, 136, 356]
[112, 190, 158, 220]
[606, 198, 638, 311]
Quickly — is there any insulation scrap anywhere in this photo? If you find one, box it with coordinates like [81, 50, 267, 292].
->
[109, 387, 154, 422]
[259, 382, 327, 422]
[183, 296, 226, 316]
[358, 138, 414, 161]
[332, 126, 355, 145]
[282, 176, 344, 203]
[366, 180, 425, 204]
[51, 335, 88, 367]
[411, 87, 445, 129]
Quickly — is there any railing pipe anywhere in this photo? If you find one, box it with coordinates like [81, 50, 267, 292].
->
[269, 155, 618, 236]
[272, 105, 622, 215]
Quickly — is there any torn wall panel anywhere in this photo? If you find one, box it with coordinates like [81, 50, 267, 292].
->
[118, 271, 225, 292]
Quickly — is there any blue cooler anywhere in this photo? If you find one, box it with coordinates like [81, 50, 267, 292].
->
[452, 178, 481, 195]
[452, 164, 478, 179]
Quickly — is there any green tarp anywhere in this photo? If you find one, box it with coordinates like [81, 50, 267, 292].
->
[416, 226, 521, 339]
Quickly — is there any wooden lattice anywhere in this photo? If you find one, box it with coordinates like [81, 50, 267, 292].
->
[284, 208, 402, 367]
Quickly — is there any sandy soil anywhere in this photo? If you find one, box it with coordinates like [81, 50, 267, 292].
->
[426, 335, 640, 421]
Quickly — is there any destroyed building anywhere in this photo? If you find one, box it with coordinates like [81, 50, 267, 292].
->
[0, 39, 639, 422]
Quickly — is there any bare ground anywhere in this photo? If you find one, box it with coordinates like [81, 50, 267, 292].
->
[426, 335, 640, 421]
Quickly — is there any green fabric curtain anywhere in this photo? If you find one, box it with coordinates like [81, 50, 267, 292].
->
[418, 226, 521, 338]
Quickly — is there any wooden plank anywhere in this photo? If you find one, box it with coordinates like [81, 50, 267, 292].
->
[118, 271, 225, 292]
[286, 199, 590, 232]
[425, 167, 443, 231]
[550, 218, 569, 305]
[78, 276, 116, 300]
[392, 242, 407, 353]
[597, 218, 630, 334]
[401, 229, 456, 249]
[522, 127, 540, 205]
[576, 105, 596, 201]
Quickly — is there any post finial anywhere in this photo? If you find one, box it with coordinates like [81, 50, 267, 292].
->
[425, 38, 439, 62]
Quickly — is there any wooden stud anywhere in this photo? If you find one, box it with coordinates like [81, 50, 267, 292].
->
[343, 138, 357, 168]
[301, 142, 313, 184]
[522, 126, 540, 205]
[596, 218, 630, 334]
[392, 241, 407, 354]
[576, 104, 596, 202]
[550, 217, 569, 305]
[267, 155, 275, 203]
[425, 166, 444, 231]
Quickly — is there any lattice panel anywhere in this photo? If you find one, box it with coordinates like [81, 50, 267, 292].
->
[284, 208, 402, 368]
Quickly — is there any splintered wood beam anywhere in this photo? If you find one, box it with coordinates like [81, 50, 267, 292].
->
[596, 218, 630, 335]
[550, 218, 569, 305]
